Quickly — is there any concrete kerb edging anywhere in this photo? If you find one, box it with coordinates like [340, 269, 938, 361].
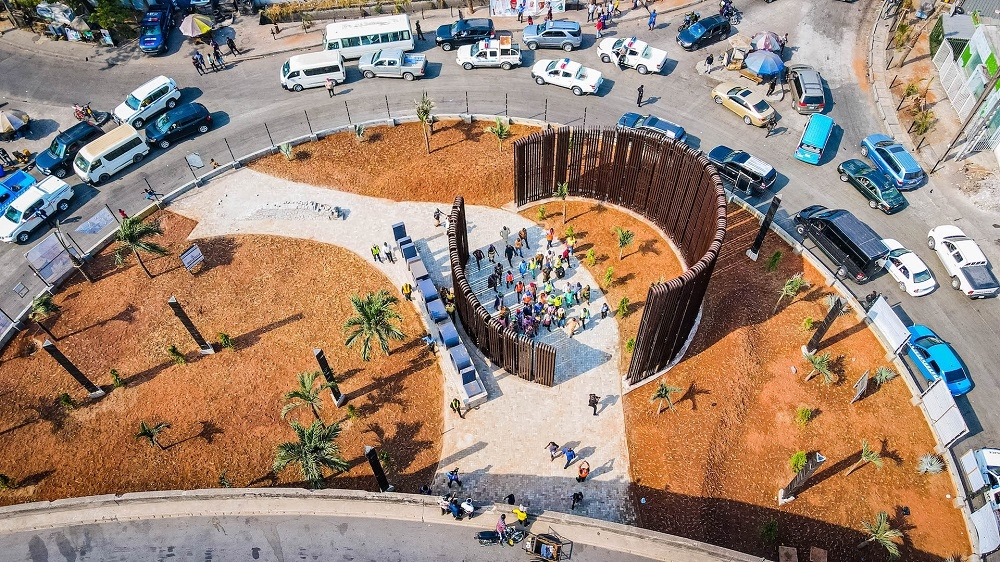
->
[0, 488, 766, 562]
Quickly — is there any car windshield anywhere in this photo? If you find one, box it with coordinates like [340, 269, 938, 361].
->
[281, 60, 290, 76]
[47, 139, 66, 158]
[753, 100, 770, 112]
[154, 113, 172, 132]
[888, 248, 908, 258]
[74, 154, 90, 173]
[450, 22, 462, 34]
[689, 22, 706, 35]
[126, 94, 142, 111]
[800, 144, 821, 154]
[943, 368, 966, 384]
[913, 269, 932, 283]
[915, 335, 945, 348]
[140, 25, 159, 37]
[3, 206, 21, 224]
[641, 46, 652, 58]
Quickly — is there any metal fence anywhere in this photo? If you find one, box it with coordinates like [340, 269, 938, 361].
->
[447, 196, 557, 386]
[513, 127, 727, 386]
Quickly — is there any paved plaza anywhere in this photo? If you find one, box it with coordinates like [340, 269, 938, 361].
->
[169, 168, 632, 523]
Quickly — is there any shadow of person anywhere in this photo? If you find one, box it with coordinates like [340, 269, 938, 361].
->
[597, 394, 619, 415]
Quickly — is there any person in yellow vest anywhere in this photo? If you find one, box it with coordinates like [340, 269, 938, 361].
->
[401, 282, 413, 300]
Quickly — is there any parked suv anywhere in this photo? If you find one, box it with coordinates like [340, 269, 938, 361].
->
[145, 102, 212, 149]
[436, 18, 494, 51]
[113, 75, 182, 129]
[787, 64, 826, 114]
[522, 20, 582, 51]
[794, 205, 889, 283]
[138, 3, 174, 55]
[34, 121, 103, 179]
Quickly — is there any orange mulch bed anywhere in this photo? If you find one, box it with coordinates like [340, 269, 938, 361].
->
[624, 205, 969, 560]
[0, 212, 442, 505]
[520, 201, 686, 371]
[249, 120, 538, 208]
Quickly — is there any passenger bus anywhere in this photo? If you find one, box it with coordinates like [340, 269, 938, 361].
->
[323, 14, 414, 59]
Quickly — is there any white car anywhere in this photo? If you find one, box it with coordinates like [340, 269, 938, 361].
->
[928, 225, 1000, 298]
[531, 58, 603, 96]
[596, 36, 668, 75]
[0, 176, 74, 243]
[880, 238, 936, 296]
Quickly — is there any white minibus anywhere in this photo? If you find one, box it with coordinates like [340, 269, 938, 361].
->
[281, 50, 347, 91]
[73, 124, 150, 184]
[322, 14, 414, 59]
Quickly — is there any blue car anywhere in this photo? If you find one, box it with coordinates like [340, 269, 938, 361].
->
[139, 3, 173, 55]
[860, 134, 926, 190]
[906, 324, 972, 396]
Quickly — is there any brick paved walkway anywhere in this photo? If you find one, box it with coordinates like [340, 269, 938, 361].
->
[169, 168, 632, 524]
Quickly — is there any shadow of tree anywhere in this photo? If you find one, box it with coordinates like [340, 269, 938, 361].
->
[198, 236, 240, 273]
[17, 469, 55, 488]
[879, 438, 904, 466]
[678, 381, 711, 411]
[233, 312, 305, 349]
[59, 304, 138, 339]
[27, 396, 68, 434]
[122, 360, 175, 388]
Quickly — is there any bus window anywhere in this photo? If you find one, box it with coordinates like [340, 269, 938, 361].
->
[343, 37, 360, 47]
[327, 40, 341, 49]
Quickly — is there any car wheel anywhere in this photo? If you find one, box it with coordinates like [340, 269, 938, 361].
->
[572, 86, 583, 96]
[159, 139, 171, 149]
[535, 76, 546, 85]
[868, 199, 878, 209]
[839, 173, 849, 182]
[601, 54, 611, 63]
[54, 168, 68, 179]
[463, 62, 474, 70]
[836, 266, 846, 277]
[795, 224, 805, 235]
[860, 145, 869, 157]
[293, 84, 303, 92]
[637, 64, 648, 75]
[951, 276, 961, 290]
[98, 173, 111, 184]
[562, 43, 573, 52]
[363, 70, 375, 79]
[442, 43, 453, 51]
[927, 237, 935, 249]
[198, 124, 209, 133]
[16, 231, 29, 244]
[166, 98, 177, 109]
[714, 95, 723, 104]
[500, 62, 513, 70]
[527, 42, 538, 50]
[133, 118, 144, 129]
[57, 200, 69, 212]
[899, 281, 906, 291]
[403, 72, 415, 81]
[133, 153, 144, 164]
[743, 115, 752, 125]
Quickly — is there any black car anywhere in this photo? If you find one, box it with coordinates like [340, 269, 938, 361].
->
[34, 121, 103, 179]
[436, 18, 494, 51]
[793, 205, 889, 283]
[144, 102, 211, 149]
[675, 14, 731, 51]
[707, 145, 777, 195]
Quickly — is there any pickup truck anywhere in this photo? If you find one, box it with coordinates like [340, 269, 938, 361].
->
[359, 49, 426, 81]
[0, 175, 74, 244]
[455, 33, 521, 70]
[927, 225, 1000, 299]
[960, 448, 1000, 555]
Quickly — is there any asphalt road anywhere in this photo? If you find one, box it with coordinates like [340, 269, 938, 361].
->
[0, 0, 997, 455]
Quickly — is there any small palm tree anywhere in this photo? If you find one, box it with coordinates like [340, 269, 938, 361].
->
[650, 381, 683, 414]
[803, 351, 834, 384]
[273, 420, 349, 489]
[613, 226, 635, 260]
[415, 92, 435, 154]
[135, 421, 171, 450]
[858, 510, 903, 559]
[281, 371, 335, 421]
[846, 439, 884, 475]
[29, 293, 61, 341]
[485, 117, 511, 153]
[774, 272, 809, 313]
[114, 217, 169, 278]
[874, 366, 897, 387]
[344, 290, 405, 361]
[554, 182, 569, 224]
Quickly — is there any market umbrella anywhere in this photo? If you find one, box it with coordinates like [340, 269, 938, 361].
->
[750, 31, 782, 53]
[179, 14, 213, 37]
[744, 50, 784, 77]
[0, 110, 29, 134]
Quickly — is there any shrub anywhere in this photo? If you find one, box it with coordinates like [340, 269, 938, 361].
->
[894, 22, 911, 49]
[0, 474, 15, 490]
[219, 332, 236, 350]
[278, 143, 293, 161]
[168, 345, 186, 365]
[219, 471, 233, 488]
[759, 518, 778, 544]
[378, 450, 395, 473]
[625, 337, 636, 353]
[903, 82, 919, 99]
[874, 366, 897, 386]
[354, 124, 365, 143]
[300, 11, 313, 31]
[617, 296, 630, 318]
[917, 453, 944, 474]
[585, 248, 596, 267]
[565, 225, 574, 238]
[603, 266, 614, 287]
[373, 0, 383, 13]
[802, 317, 814, 330]
[110, 368, 124, 388]
[346, 404, 359, 420]
[794, 407, 813, 428]
[765, 250, 782, 272]
[913, 109, 935, 135]
[59, 393, 75, 411]
[536, 205, 546, 222]
[789, 451, 807, 473]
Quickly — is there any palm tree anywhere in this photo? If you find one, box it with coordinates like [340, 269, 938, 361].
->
[135, 421, 171, 450]
[114, 217, 169, 278]
[281, 371, 334, 421]
[485, 117, 511, 153]
[802, 351, 834, 384]
[28, 293, 60, 341]
[857, 510, 903, 559]
[415, 92, 435, 154]
[613, 226, 634, 260]
[650, 381, 683, 414]
[344, 290, 405, 361]
[273, 419, 349, 489]
[773, 272, 809, 313]
[554, 182, 569, 224]
[845, 439, 884, 476]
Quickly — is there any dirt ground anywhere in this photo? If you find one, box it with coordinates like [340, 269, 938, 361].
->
[250, 120, 538, 208]
[0, 212, 443, 505]
[623, 205, 969, 560]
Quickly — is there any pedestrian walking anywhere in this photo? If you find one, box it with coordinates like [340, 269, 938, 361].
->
[488, 244, 497, 263]
[546, 5, 553, 20]
[571, 491, 583, 510]
[779, 33, 788, 56]
[493, 292, 503, 312]
[422, 332, 436, 354]
[371, 244, 382, 262]
[576, 461, 591, 482]
[765, 117, 776, 138]
[581, 284, 591, 303]
[587, 1, 595, 21]
[515, 280, 524, 301]
[402, 282, 413, 300]
[434, 208, 443, 227]
[518, 260, 528, 279]
[415, 20, 425, 40]
[562, 447, 577, 469]
[446, 300, 456, 319]
[212, 51, 225, 70]
[227, 36, 241, 55]
[504, 244, 515, 266]
[518, 227, 530, 249]
[494, 261, 504, 279]
[473, 248, 485, 270]
[601, 302, 610, 319]
[500, 225, 511, 245]
[325, 77, 335, 97]
[213, 42, 224, 61]
[451, 397, 465, 418]
[647, 9, 656, 30]
[514, 237, 524, 257]
[545, 441, 560, 461]
[447, 468, 462, 488]
[505, 270, 514, 288]
[517, 0, 526, 22]
[192, 55, 205, 75]
[636, 84, 644, 107]
[545, 228, 554, 249]
[383, 242, 395, 263]
[595, 17, 604, 38]
[588, 393, 600, 415]
[766, 77, 777, 96]
[705, 53, 714, 73]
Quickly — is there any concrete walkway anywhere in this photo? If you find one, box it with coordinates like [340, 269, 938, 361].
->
[168, 168, 632, 524]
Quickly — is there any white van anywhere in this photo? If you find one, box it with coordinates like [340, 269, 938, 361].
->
[281, 51, 347, 92]
[73, 124, 150, 184]
[113, 75, 182, 129]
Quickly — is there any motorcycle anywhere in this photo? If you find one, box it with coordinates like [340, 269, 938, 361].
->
[719, 1, 741, 24]
[678, 11, 700, 31]
[476, 527, 527, 546]
[73, 103, 112, 126]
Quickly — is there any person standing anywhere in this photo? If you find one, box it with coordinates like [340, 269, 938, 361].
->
[562, 447, 577, 469]
[517, 1, 526, 23]
[505, 270, 514, 288]
[545, 441, 560, 461]
[600, 302, 610, 319]
[402, 282, 413, 301]
[500, 225, 511, 245]
[192, 55, 205, 75]
[371, 244, 382, 262]
[705, 53, 714, 73]
[647, 9, 656, 30]
[415, 20, 425, 40]
[514, 237, 524, 257]
[383, 241, 395, 263]
[227, 35, 241, 55]
[576, 461, 591, 483]
[546, 5, 553, 20]
[325, 77, 335, 97]
[473, 248, 485, 270]
[434, 208, 443, 227]
[779, 33, 788, 56]
[582, 307, 590, 328]
[587, 1, 595, 21]
[571, 491, 583, 510]
[451, 398, 465, 418]
[504, 244, 515, 267]
[765, 117, 776, 138]
[595, 17, 604, 38]
[493, 292, 502, 312]
[588, 393, 600, 415]
[766, 76, 777, 96]
[488, 244, 497, 263]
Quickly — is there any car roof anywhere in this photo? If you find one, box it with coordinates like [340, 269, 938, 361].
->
[129, 75, 175, 98]
[56, 121, 101, 144]
[543, 19, 580, 30]
[163, 102, 208, 120]
[731, 152, 773, 176]
[819, 210, 888, 258]
[701, 14, 728, 24]
[884, 145, 922, 171]
[896, 251, 928, 272]
[552, 58, 582, 72]
[459, 18, 492, 27]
